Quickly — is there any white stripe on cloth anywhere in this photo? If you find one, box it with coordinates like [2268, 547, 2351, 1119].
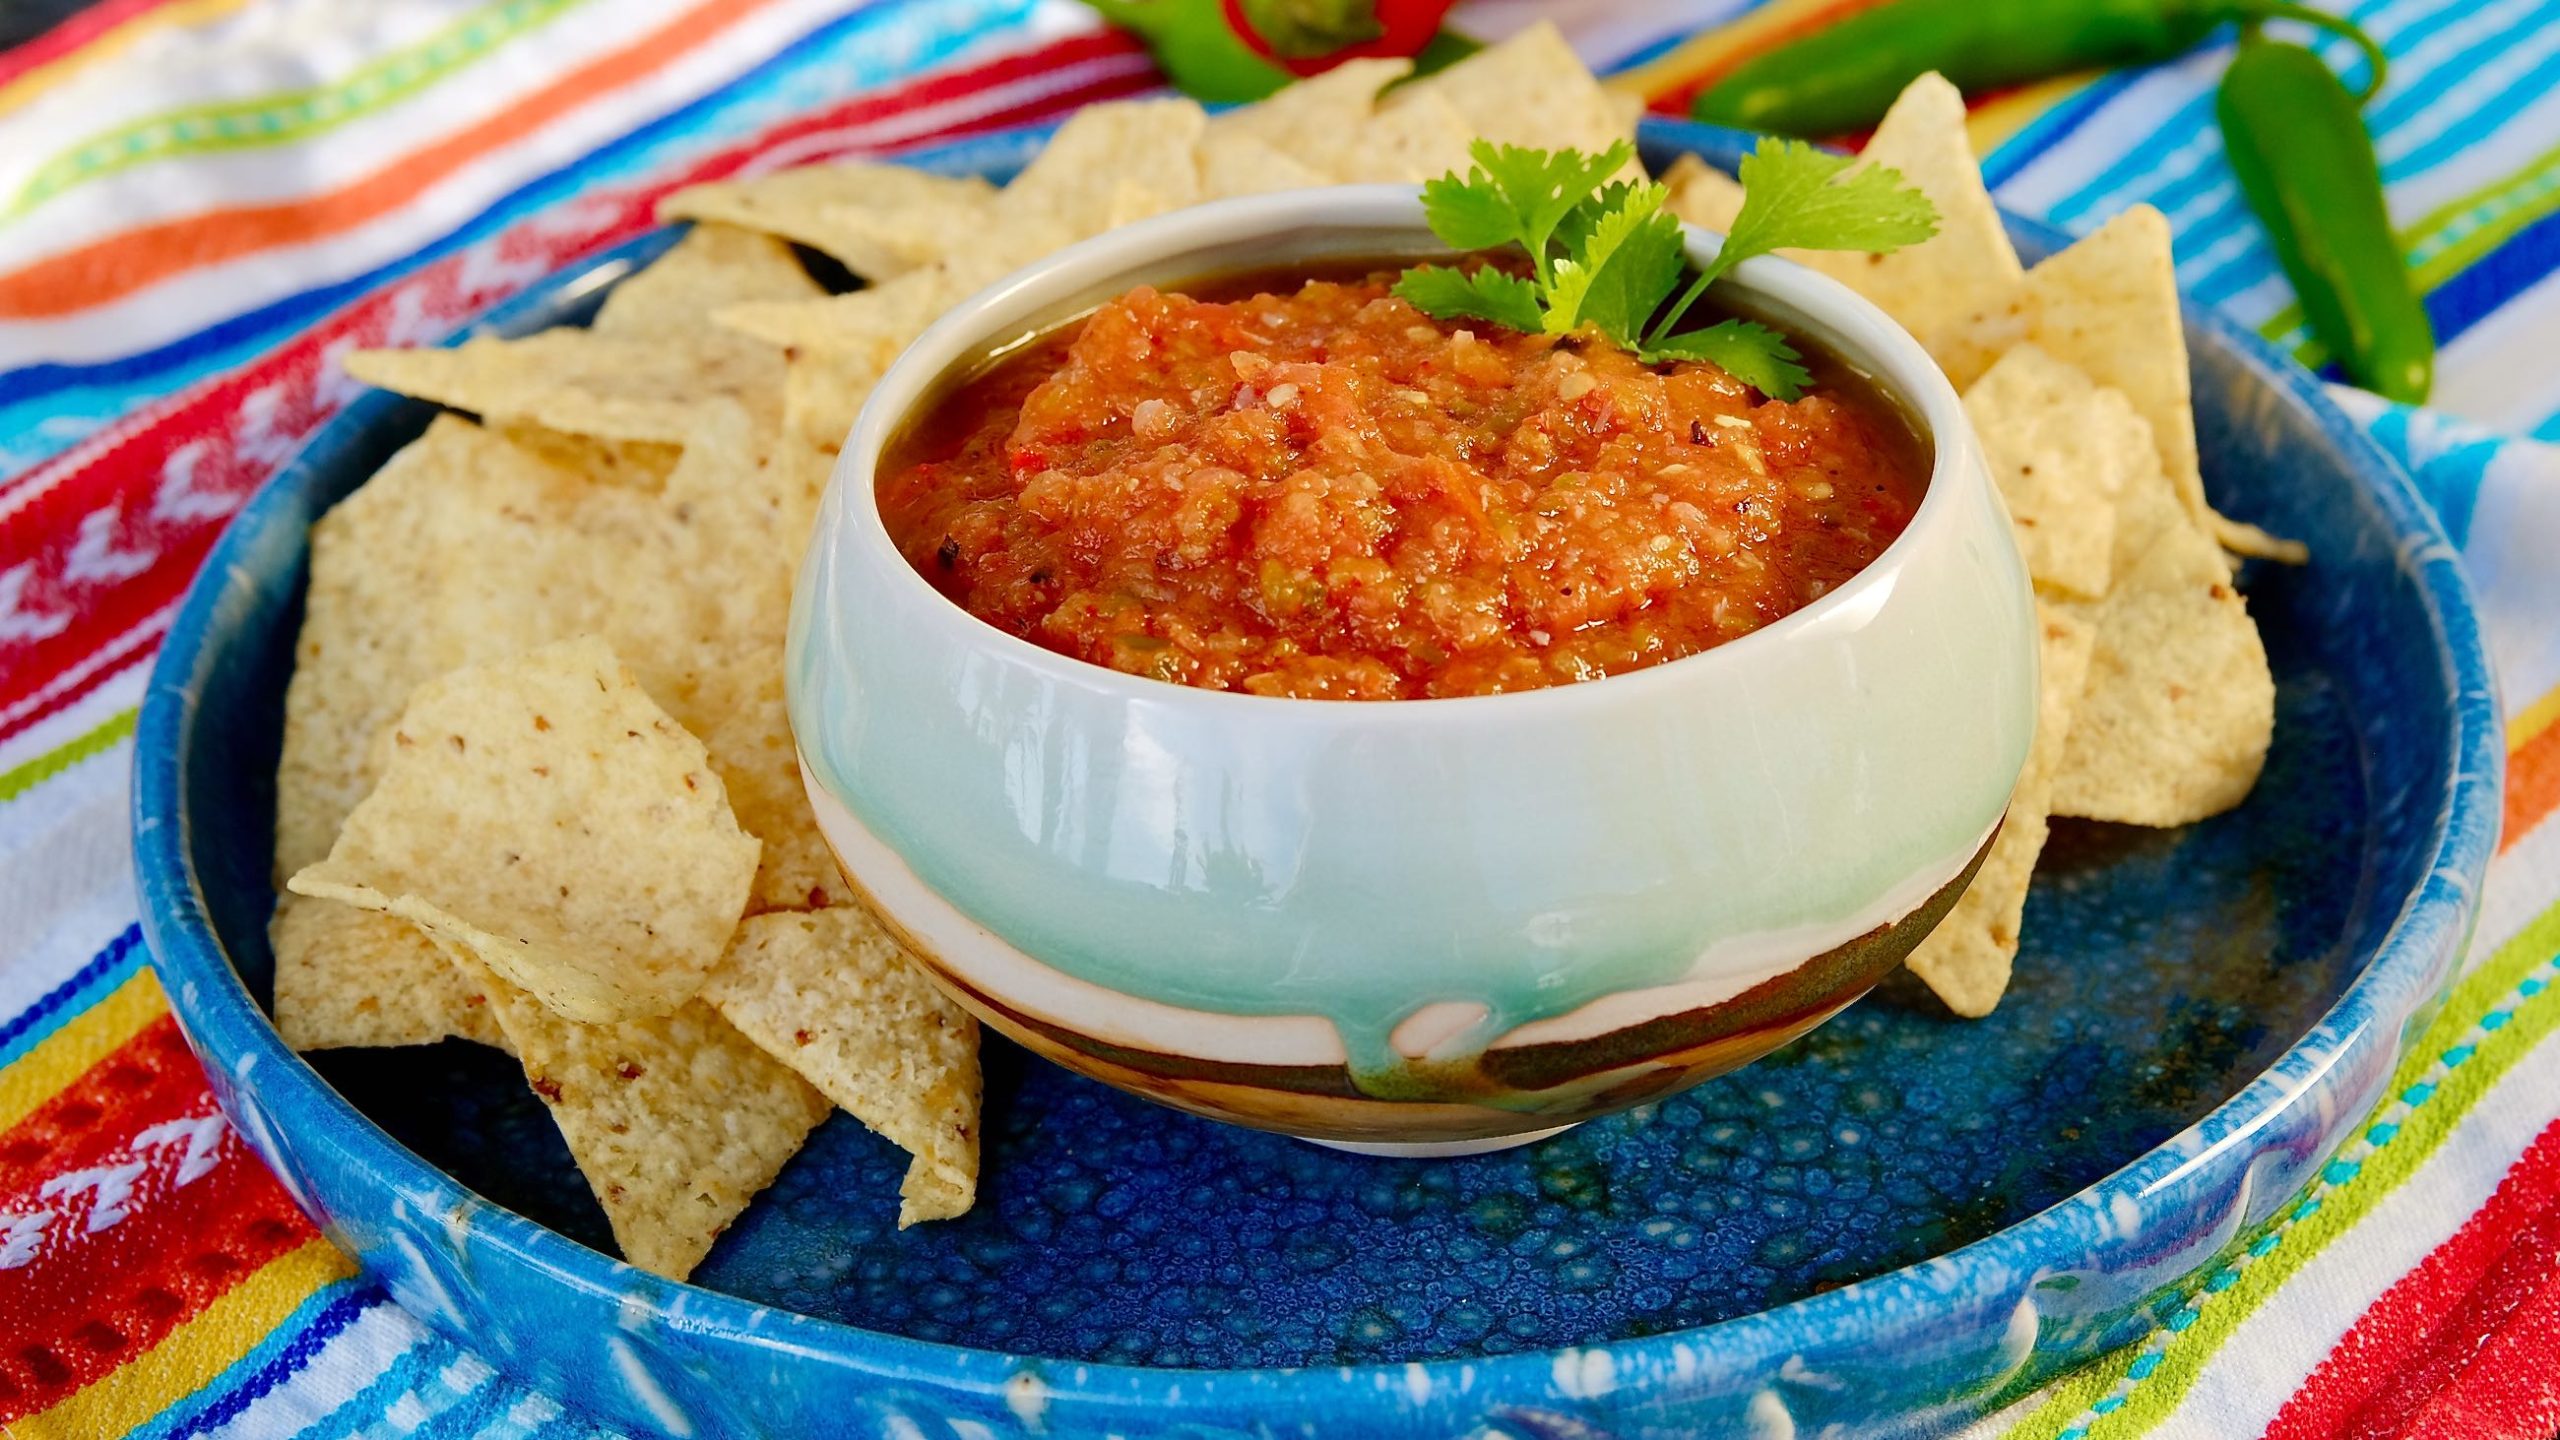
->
[2432, 269, 2560, 439]
[0, 644, 141, 779]
[0, 740, 137, 1016]
[194, 1297, 431, 1440]
[0, 0, 903, 371]
[2147, 986, 2560, 1438]
[0, 0, 658, 275]
[0, 0, 484, 200]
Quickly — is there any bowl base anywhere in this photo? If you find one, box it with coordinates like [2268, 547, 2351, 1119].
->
[1296, 1123, 1576, 1158]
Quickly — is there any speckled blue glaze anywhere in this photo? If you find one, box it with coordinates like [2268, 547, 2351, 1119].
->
[134, 118, 2500, 1439]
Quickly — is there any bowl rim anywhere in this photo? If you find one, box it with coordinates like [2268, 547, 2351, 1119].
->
[130, 114, 2505, 1425]
[824, 183, 1990, 718]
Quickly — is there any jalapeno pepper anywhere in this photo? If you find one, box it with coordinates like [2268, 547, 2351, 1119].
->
[1691, 0, 2387, 137]
[2218, 34, 2433, 402]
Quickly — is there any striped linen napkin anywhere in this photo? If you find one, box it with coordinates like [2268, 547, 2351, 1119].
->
[1, 2, 2554, 1435]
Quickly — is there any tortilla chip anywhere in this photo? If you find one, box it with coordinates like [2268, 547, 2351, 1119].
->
[289, 637, 761, 1023]
[1964, 343, 2149, 599]
[1196, 130, 1331, 199]
[270, 892, 509, 1052]
[2050, 438, 2275, 825]
[594, 223, 822, 339]
[1842, 75, 2028, 376]
[2211, 513, 2311, 565]
[2020, 208, 2204, 522]
[1204, 57, 1410, 171]
[487, 422, 681, 490]
[660, 165, 997, 281]
[1320, 86, 1477, 183]
[705, 908, 982, 1225]
[1397, 22, 1636, 165]
[1001, 98, 1205, 239]
[1906, 605, 2096, 1017]
[344, 328, 781, 443]
[456, 949, 828, 1280]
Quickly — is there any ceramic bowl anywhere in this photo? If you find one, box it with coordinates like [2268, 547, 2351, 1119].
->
[787, 187, 2039, 1151]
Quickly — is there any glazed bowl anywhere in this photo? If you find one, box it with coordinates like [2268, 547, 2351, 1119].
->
[788, 187, 2038, 1151]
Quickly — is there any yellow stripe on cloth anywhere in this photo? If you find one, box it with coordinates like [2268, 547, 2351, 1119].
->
[0, 968, 166, 1136]
[1965, 72, 2103, 156]
[12, 1240, 356, 1440]
[2513, 680, 2560, 753]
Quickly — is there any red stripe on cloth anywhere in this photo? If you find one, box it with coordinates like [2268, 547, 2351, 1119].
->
[0, 1016, 318, 1423]
[0, 34, 1145, 744]
[0, 0, 186, 87]
[2402, 1235, 2560, 1440]
[2263, 1117, 2560, 1440]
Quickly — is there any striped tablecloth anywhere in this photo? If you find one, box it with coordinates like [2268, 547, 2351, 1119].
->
[3, 2, 2556, 1436]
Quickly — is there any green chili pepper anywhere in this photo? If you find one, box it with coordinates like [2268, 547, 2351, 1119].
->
[1085, 0, 1294, 102]
[2218, 34, 2432, 402]
[1692, 0, 2387, 137]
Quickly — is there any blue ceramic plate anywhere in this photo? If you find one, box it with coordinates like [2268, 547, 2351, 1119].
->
[134, 119, 2501, 1439]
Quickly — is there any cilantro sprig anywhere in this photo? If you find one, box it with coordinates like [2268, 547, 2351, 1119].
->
[1391, 138, 1940, 400]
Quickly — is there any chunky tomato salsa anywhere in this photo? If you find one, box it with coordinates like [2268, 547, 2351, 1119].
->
[878, 268, 1927, 700]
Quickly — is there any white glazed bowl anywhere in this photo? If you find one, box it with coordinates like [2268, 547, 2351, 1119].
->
[787, 187, 2036, 1150]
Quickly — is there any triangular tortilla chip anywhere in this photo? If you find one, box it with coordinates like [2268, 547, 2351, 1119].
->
[456, 949, 829, 1280]
[1196, 130, 1331, 198]
[1000, 98, 1206, 238]
[1964, 343, 2147, 599]
[1395, 22, 1637, 167]
[1841, 74, 2028, 381]
[270, 892, 509, 1052]
[344, 327, 781, 443]
[2021, 208, 2210, 527]
[660, 164, 997, 282]
[2050, 432, 2275, 825]
[594, 223, 822, 339]
[705, 908, 982, 1225]
[1906, 605, 2096, 1017]
[290, 637, 761, 1023]
[1203, 57, 1410, 171]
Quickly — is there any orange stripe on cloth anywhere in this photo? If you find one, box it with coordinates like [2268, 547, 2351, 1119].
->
[2505, 700, 2560, 853]
[0, 0, 779, 319]
[6, 1240, 353, 1439]
[0, 0, 253, 121]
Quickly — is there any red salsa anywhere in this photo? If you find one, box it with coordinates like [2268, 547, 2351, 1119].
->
[878, 267, 1926, 700]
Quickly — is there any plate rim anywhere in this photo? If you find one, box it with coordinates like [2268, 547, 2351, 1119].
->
[129, 115, 2505, 1427]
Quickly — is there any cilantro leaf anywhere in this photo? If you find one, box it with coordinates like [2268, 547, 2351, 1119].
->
[1392, 264, 1545, 333]
[1392, 135, 1934, 402]
[1466, 140, 1633, 284]
[1640, 320, 1813, 400]
[1648, 138, 1940, 342]
[1418, 169, 1524, 253]
[1543, 183, 1685, 346]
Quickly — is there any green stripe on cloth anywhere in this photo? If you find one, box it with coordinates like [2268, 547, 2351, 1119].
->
[2, 0, 592, 221]
[0, 706, 135, 803]
[2001, 897, 2560, 1439]
[2262, 136, 2560, 364]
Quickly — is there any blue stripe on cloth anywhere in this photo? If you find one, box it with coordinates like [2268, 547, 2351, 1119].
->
[1981, 71, 2140, 190]
[0, 922, 143, 1068]
[2534, 407, 2560, 442]
[287, 1338, 447, 1440]
[2349, 399, 2509, 543]
[2040, 0, 2499, 231]
[124, 1281, 373, 1440]
[0, 0, 1030, 475]
[2427, 202, 2560, 348]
